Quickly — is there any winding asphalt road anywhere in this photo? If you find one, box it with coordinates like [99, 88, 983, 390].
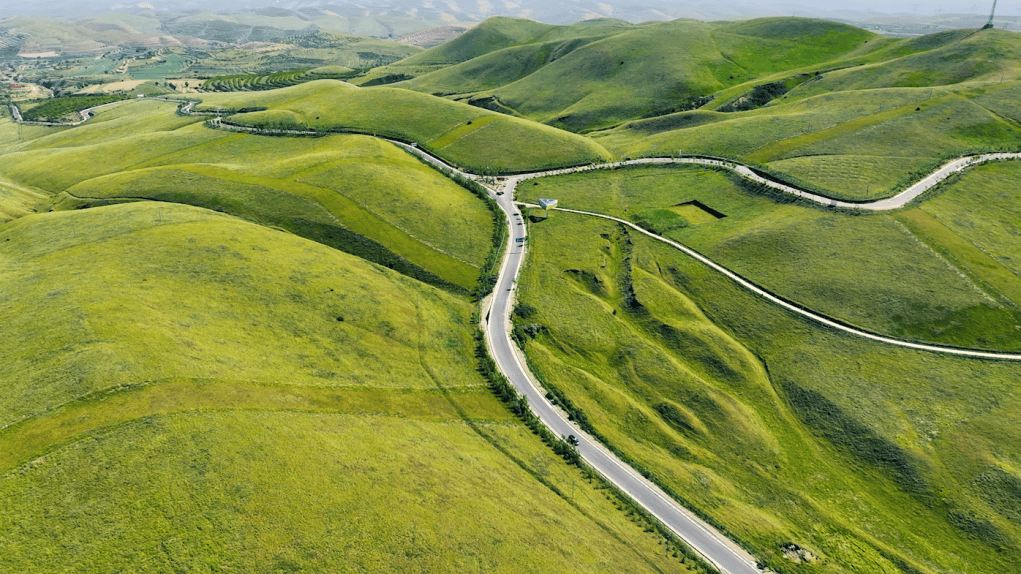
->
[481, 186, 763, 574]
[389, 145, 1021, 574]
[14, 100, 1021, 572]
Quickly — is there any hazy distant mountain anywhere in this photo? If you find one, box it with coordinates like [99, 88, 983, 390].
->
[1, 0, 1015, 58]
[3, 0, 1008, 24]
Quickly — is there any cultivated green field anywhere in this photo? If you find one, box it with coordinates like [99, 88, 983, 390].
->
[0, 100, 495, 291]
[201, 66, 358, 91]
[0, 201, 700, 573]
[519, 165, 1021, 351]
[513, 210, 1021, 574]
[194, 80, 611, 172]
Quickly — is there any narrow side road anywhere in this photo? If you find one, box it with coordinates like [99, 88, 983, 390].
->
[14, 100, 1021, 572]
[528, 204, 1021, 362]
[501, 154, 1021, 211]
[12, 98, 1018, 212]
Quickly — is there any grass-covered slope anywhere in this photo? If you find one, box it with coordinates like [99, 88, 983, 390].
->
[0, 99, 496, 291]
[376, 17, 875, 133]
[917, 160, 1021, 282]
[0, 174, 45, 223]
[518, 165, 1021, 351]
[355, 16, 634, 83]
[0, 201, 697, 573]
[595, 28, 1021, 198]
[512, 205, 1021, 574]
[196, 80, 611, 172]
[0, 202, 482, 425]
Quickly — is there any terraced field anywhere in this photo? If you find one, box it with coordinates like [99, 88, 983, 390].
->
[202, 66, 358, 91]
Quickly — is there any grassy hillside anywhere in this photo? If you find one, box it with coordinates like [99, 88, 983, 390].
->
[195, 80, 611, 172]
[594, 28, 1021, 198]
[371, 17, 875, 133]
[368, 17, 1021, 195]
[355, 16, 633, 83]
[914, 160, 1021, 290]
[519, 165, 1021, 351]
[0, 99, 496, 291]
[0, 201, 697, 573]
[0, 174, 45, 223]
[513, 205, 1021, 574]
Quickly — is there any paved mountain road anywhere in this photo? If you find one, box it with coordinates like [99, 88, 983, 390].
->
[14, 100, 1021, 572]
[483, 188, 763, 574]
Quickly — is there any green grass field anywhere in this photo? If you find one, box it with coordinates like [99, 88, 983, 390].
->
[0, 174, 46, 222]
[589, 28, 1021, 198]
[0, 201, 698, 573]
[0, 99, 495, 291]
[518, 164, 1021, 351]
[194, 80, 611, 172]
[912, 160, 1021, 299]
[365, 17, 875, 133]
[5, 16, 1021, 573]
[513, 210, 1021, 574]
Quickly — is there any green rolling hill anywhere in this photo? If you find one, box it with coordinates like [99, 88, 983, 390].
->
[194, 79, 611, 171]
[368, 17, 876, 132]
[590, 26, 1021, 197]
[3, 13, 1021, 574]
[0, 201, 696, 573]
[358, 17, 1021, 198]
[1, 98, 495, 291]
[512, 204, 1021, 573]
[355, 16, 635, 83]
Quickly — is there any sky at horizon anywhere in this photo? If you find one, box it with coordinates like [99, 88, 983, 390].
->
[3, 0, 1020, 21]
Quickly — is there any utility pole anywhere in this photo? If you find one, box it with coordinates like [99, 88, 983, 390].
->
[984, 0, 998, 28]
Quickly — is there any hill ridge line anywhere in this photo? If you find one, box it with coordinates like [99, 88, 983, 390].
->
[12, 97, 1021, 574]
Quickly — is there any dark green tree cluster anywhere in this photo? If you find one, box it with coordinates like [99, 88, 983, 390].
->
[473, 328, 581, 466]
[20, 94, 131, 121]
[719, 81, 788, 112]
[442, 172, 506, 302]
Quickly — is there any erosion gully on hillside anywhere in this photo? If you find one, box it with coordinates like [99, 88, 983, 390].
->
[9, 97, 1021, 574]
